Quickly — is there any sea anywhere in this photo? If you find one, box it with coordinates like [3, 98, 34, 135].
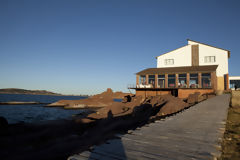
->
[0, 94, 89, 124]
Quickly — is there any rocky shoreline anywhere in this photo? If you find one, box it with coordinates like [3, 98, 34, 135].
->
[46, 88, 133, 109]
[0, 90, 215, 160]
[0, 101, 48, 105]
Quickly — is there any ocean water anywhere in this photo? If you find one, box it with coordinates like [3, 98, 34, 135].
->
[0, 94, 88, 124]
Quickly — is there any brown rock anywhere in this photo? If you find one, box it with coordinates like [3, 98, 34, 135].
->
[47, 88, 132, 109]
[0, 116, 8, 129]
[157, 95, 189, 116]
[187, 92, 201, 104]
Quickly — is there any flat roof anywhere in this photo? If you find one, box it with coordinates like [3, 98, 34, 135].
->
[229, 76, 240, 80]
[136, 65, 218, 75]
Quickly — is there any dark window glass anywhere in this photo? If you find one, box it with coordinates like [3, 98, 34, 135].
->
[202, 73, 211, 88]
[158, 75, 165, 88]
[168, 74, 175, 88]
[190, 73, 198, 88]
[178, 74, 187, 88]
[148, 75, 155, 86]
[230, 80, 240, 89]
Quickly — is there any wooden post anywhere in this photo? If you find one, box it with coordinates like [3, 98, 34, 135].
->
[146, 75, 149, 85]
[211, 72, 217, 91]
[225, 74, 229, 90]
[165, 74, 168, 88]
[187, 73, 190, 88]
[198, 73, 202, 88]
[136, 75, 139, 86]
[155, 74, 158, 88]
[175, 74, 179, 88]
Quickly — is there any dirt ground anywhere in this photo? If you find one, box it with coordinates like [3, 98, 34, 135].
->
[220, 105, 240, 159]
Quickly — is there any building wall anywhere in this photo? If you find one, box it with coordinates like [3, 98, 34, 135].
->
[136, 89, 214, 99]
[188, 40, 229, 77]
[229, 76, 240, 80]
[136, 90, 171, 98]
[178, 89, 214, 99]
[157, 40, 229, 78]
[157, 45, 192, 68]
[217, 76, 225, 90]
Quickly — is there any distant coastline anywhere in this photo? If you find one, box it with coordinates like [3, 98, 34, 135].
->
[0, 88, 88, 97]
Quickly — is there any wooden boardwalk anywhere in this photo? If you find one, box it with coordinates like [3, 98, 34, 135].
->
[68, 94, 230, 160]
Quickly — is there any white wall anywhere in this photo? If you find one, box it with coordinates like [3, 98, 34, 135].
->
[188, 40, 229, 77]
[229, 76, 240, 80]
[157, 45, 192, 68]
[156, 40, 229, 77]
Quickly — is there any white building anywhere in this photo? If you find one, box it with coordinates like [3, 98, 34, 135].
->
[156, 39, 230, 91]
[132, 39, 230, 98]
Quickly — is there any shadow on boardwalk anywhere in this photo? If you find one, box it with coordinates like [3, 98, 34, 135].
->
[69, 94, 230, 160]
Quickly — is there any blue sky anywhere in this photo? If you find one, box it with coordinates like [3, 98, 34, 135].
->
[0, 0, 240, 95]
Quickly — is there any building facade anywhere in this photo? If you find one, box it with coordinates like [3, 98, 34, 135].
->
[131, 39, 230, 98]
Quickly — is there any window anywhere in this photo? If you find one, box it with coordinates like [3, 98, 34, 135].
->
[168, 74, 175, 88]
[164, 59, 174, 65]
[148, 75, 155, 87]
[178, 74, 187, 88]
[158, 75, 165, 88]
[190, 73, 198, 88]
[202, 73, 211, 88]
[204, 56, 216, 63]
[230, 80, 240, 89]
[140, 75, 146, 85]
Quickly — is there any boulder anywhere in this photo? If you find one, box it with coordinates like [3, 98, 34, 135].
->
[187, 92, 201, 104]
[0, 116, 8, 129]
[157, 95, 189, 116]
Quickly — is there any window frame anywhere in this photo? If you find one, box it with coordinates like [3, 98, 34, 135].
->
[190, 73, 199, 88]
[178, 74, 187, 88]
[168, 74, 176, 88]
[139, 75, 146, 85]
[204, 56, 216, 63]
[201, 73, 211, 88]
[164, 59, 174, 65]
[148, 75, 155, 86]
[158, 75, 165, 88]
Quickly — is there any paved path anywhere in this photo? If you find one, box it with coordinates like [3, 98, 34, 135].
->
[68, 94, 230, 160]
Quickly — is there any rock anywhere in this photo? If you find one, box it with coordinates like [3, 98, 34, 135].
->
[187, 92, 201, 104]
[157, 95, 189, 116]
[0, 116, 8, 129]
[0, 101, 42, 105]
[47, 88, 132, 109]
[122, 95, 132, 103]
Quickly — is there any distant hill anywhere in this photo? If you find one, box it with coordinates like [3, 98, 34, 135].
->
[0, 88, 62, 96]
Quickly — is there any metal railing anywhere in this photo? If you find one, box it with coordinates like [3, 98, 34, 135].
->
[128, 84, 212, 89]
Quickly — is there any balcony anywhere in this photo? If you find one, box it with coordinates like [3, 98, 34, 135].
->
[128, 83, 212, 90]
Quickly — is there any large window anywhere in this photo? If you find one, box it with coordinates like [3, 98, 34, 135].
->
[148, 75, 155, 87]
[140, 75, 146, 85]
[190, 73, 198, 88]
[178, 74, 187, 88]
[202, 73, 211, 88]
[168, 74, 175, 88]
[164, 59, 174, 65]
[204, 56, 216, 63]
[158, 75, 165, 88]
[230, 80, 240, 89]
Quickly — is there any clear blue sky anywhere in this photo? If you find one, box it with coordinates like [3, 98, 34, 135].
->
[0, 0, 240, 95]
